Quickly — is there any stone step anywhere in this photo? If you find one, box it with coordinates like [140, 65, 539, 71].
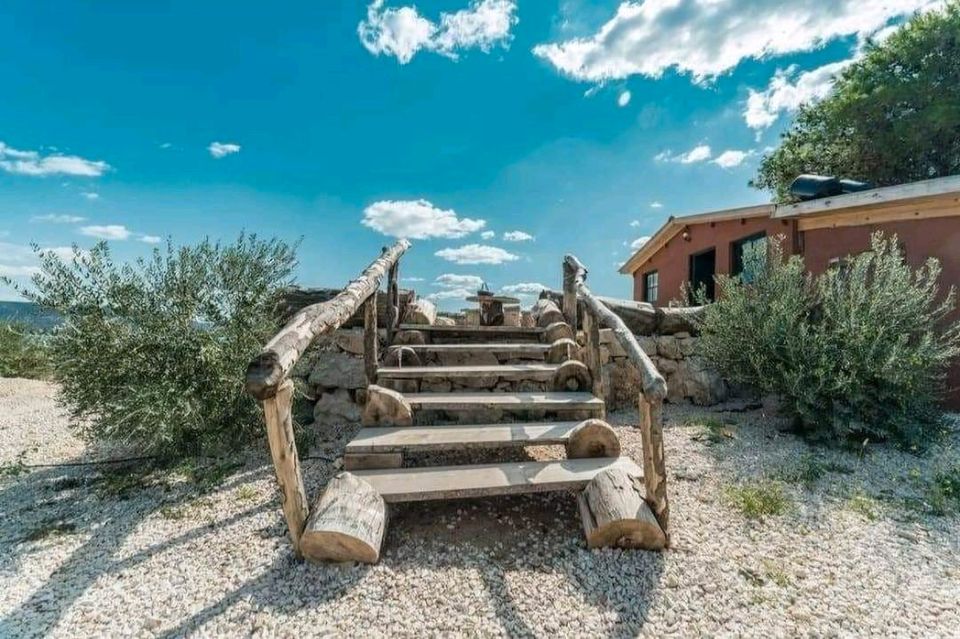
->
[377, 363, 560, 381]
[386, 342, 550, 357]
[402, 391, 604, 412]
[397, 324, 544, 343]
[346, 421, 586, 454]
[352, 456, 642, 502]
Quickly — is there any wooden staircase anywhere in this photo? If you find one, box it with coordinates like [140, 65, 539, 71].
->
[246, 242, 671, 565]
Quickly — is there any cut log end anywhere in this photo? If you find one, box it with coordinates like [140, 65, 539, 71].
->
[579, 468, 666, 551]
[552, 359, 592, 392]
[543, 321, 575, 344]
[402, 299, 438, 326]
[532, 298, 565, 328]
[300, 472, 387, 564]
[566, 419, 620, 459]
[383, 346, 422, 368]
[394, 330, 427, 346]
[546, 337, 580, 364]
[362, 385, 413, 427]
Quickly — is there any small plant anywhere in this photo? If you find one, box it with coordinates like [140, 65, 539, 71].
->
[847, 490, 880, 521]
[1, 450, 31, 479]
[0, 322, 51, 379]
[236, 484, 258, 501]
[724, 480, 792, 519]
[686, 415, 735, 444]
[777, 453, 854, 489]
[927, 464, 960, 516]
[699, 233, 960, 447]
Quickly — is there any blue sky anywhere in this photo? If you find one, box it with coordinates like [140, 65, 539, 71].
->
[0, 0, 940, 308]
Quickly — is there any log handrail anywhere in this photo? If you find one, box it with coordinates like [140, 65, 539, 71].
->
[246, 239, 411, 400]
[563, 254, 667, 401]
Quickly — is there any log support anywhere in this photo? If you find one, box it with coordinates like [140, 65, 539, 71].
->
[553, 359, 593, 393]
[581, 309, 604, 399]
[362, 385, 414, 427]
[403, 299, 437, 326]
[565, 419, 620, 459]
[546, 337, 579, 364]
[532, 298, 565, 328]
[364, 292, 378, 385]
[263, 380, 309, 557]
[383, 346, 422, 368]
[386, 261, 399, 346]
[639, 395, 670, 540]
[543, 321, 575, 344]
[578, 468, 666, 550]
[562, 262, 578, 328]
[300, 472, 388, 564]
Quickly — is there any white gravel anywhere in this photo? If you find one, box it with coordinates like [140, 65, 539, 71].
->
[2, 377, 959, 638]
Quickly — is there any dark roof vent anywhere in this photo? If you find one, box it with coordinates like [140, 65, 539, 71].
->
[789, 174, 874, 201]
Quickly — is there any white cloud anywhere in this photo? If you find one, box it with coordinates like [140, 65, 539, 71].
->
[31, 214, 86, 224]
[79, 224, 131, 240]
[629, 220, 642, 228]
[362, 199, 485, 239]
[435, 243, 519, 265]
[501, 282, 547, 295]
[0, 141, 110, 177]
[712, 149, 752, 168]
[426, 287, 475, 302]
[744, 60, 855, 130]
[656, 144, 712, 164]
[139, 235, 162, 244]
[402, 276, 425, 282]
[631, 236, 652, 250]
[0, 264, 41, 278]
[481, 230, 495, 239]
[208, 142, 241, 158]
[503, 230, 534, 242]
[650, 201, 663, 208]
[617, 90, 631, 107]
[81, 191, 99, 200]
[359, 0, 518, 64]
[532, 0, 939, 83]
[39, 246, 87, 262]
[435, 273, 484, 289]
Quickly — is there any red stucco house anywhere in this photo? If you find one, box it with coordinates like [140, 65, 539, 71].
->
[619, 176, 960, 408]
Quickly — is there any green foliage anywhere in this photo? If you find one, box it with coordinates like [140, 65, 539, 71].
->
[776, 453, 854, 489]
[698, 233, 960, 446]
[6, 236, 297, 457]
[724, 480, 791, 519]
[0, 322, 51, 379]
[927, 464, 960, 515]
[753, 4, 960, 201]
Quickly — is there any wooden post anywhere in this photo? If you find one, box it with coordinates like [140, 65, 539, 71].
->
[582, 308, 604, 400]
[639, 394, 669, 541]
[263, 380, 309, 557]
[386, 261, 399, 346]
[562, 260, 578, 328]
[364, 291, 378, 385]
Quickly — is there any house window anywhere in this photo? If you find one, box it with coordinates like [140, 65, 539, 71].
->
[643, 270, 659, 303]
[731, 232, 767, 283]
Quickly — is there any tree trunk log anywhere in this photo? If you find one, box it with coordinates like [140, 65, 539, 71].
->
[364, 293, 378, 385]
[581, 309, 604, 399]
[540, 289, 659, 335]
[386, 262, 399, 345]
[402, 299, 437, 326]
[578, 468, 666, 550]
[639, 395, 669, 541]
[362, 385, 414, 427]
[544, 321, 574, 344]
[300, 472, 388, 564]
[247, 240, 411, 400]
[553, 359, 593, 392]
[562, 261, 578, 328]
[263, 380, 309, 557]
[656, 305, 705, 335]
[566, 419, 620, 458]
[532, 298, 565, 328]
[546, 337, 579, 364]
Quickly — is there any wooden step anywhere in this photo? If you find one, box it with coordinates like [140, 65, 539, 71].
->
[397, 324, 544, 343]
[346, 421, 586, 454]
[352, 456, 642, 502]
[377, 363, 559, 381]
[403, 391, 604, 412]
[386, 342, 550, 357]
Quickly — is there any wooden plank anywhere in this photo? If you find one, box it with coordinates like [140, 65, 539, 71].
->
[346, 421, 586, 453]
[399, 324, 543, 335]
[343, 452, 403, 470]
[773, 175, 960, 219]
[403, 391, 604, 411]
[377, 363, 560, 380]
[795, 200, 960, 231]
[386, 342, 550, 355]
[353, 456, 643, 503]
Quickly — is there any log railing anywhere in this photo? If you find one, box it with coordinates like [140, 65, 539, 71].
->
[562, 254, 670, 538]
[245, 239, 411, 555]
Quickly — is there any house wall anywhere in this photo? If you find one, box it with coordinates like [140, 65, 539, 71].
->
[631, 216, 796, 305]
[801, 216, 960, 409]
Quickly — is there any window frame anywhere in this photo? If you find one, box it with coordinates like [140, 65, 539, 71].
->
[731, 232, 767, 279]
[643, 270, 659, 304]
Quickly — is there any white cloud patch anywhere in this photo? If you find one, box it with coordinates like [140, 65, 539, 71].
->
[712, 149, 753, 168]
[426, 287, 475, 302]
[617, 90, 631, 107]
[656, 144, 712, 164]
[0, 141, 110, 177]
[532, 0, 939, 83]
[139, 235, 162, 244]
[358, 0, 518, 64]
[79, 224, 131, 240]
[435, 244, 519, 265]
[402, 276, 425, 282]
[31, 214, 86, 224]
[631, 236, 652, 250]
[208, 142, 241, 158]
[39, 246, 88, 262]
[363, 199, 486, 239]
[0, 264, 41, 278]
[481, 230, 496, 239]
[629, 220, 642, 228]
[435, 273, 484, 289]
[744, 60, 854, 130]
[650, 201, 663, 209]
[81, 192, 99, 200]
[503, 230, 534, 242]
[501, 282, 547, 295]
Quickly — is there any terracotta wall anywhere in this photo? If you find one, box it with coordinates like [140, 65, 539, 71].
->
[631, 216, 796, 305]
[802, 217, 960, 409]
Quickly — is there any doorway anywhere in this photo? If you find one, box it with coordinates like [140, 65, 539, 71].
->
[689, 248, 716, 302]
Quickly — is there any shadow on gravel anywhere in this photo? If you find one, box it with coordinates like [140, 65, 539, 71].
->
[0, 458, 273, 637]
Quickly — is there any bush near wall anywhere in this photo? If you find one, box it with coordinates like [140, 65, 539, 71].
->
[3, 236, 297, 457]
[0, 322, 51, 379]
[698, 233, 960, 446]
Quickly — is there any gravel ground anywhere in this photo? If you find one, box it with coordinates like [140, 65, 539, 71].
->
[2, 377, 959, 638]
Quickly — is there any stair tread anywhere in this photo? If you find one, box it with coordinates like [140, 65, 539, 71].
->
[346, 421, 587, 453]
[399, 324, 544, 333]
[377, 363, 560, 379]
[352, 456, 641, 502]
[403, 391, 604, 410]
[387, 342, 550, 353]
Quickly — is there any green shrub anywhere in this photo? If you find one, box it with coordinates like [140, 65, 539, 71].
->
[0, 322, 51, 379]
[724, 480, 791, 519]
[698, 233, 960, 447]
[4, 236, 297, 457]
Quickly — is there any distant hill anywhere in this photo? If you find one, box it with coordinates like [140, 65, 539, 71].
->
[0, 301, 61, 330]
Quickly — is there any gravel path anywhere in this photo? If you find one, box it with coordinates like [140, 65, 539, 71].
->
[2, 377, 959, 637]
